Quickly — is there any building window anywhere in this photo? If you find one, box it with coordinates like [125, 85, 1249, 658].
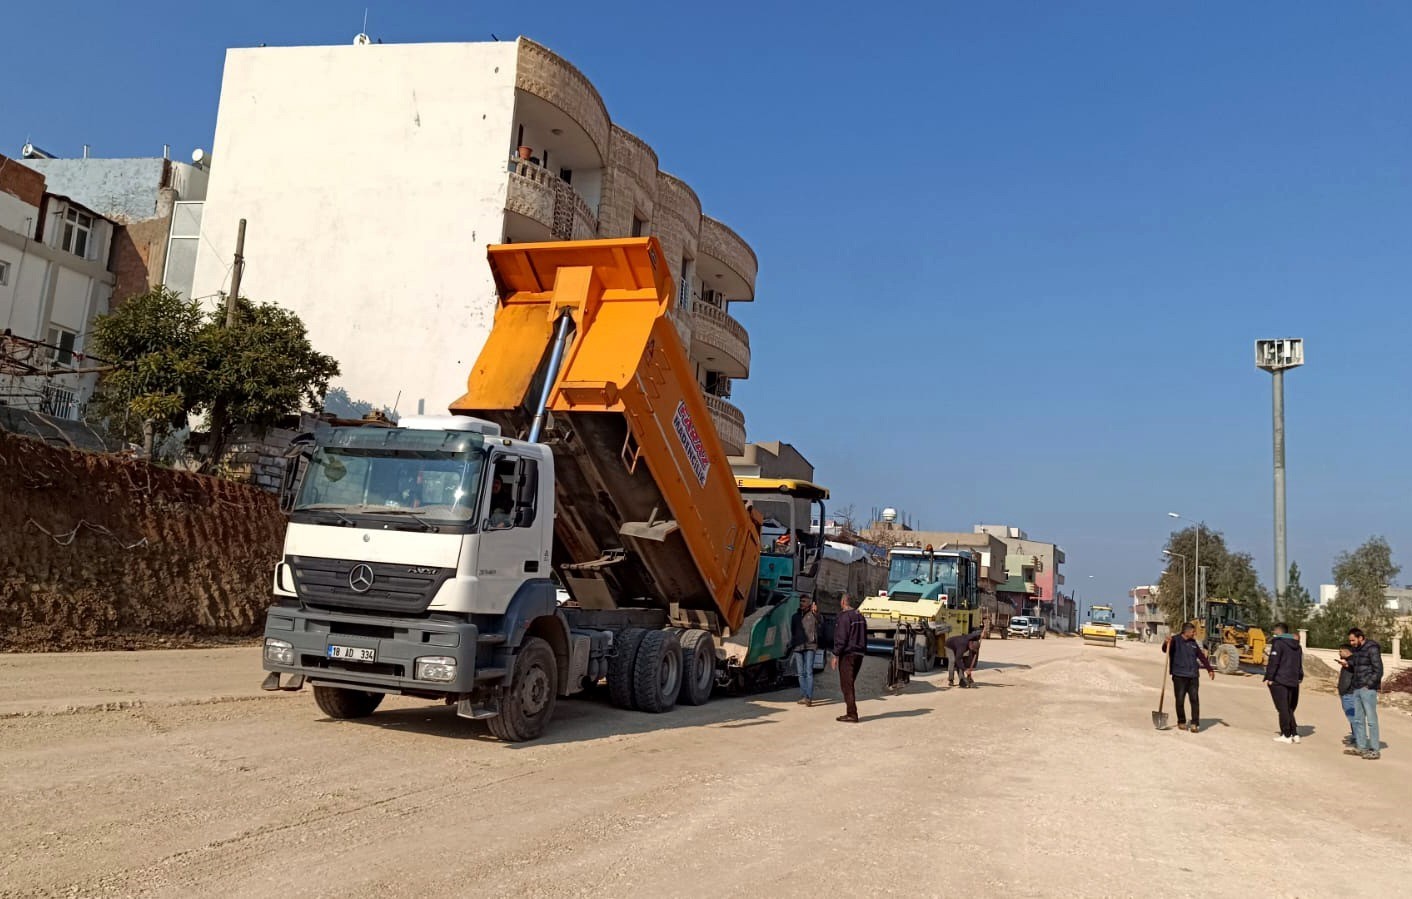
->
[40, 384, 78, 419]
[46, 327, 77, 368]
[62, 208, 93, 258]
[631, 216, 646, 237]
[0, 259, 10, 285]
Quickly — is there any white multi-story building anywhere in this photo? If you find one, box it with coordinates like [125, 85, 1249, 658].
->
[189, 36, 757, 452]
[0, 155, 116, 418]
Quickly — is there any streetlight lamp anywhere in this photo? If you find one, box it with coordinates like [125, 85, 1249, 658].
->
[1256, 338, 1304, 605]
[1168, 511, 1203, 619]
[1163, 549, 1189, 623]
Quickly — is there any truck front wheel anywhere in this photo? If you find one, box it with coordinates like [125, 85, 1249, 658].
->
[489, 636, 557, 742]
[313, 685, 383, 720]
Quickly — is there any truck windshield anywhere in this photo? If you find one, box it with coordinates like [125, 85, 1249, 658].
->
[888, 555, 958, 590]
[295, 427, 487, 522]
[1090, 607, 1114, 625]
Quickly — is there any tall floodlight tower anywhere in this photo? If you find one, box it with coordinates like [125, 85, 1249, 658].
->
[1255, 338, 1304, 605]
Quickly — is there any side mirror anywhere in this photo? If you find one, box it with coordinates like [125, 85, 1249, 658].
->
[278, 433, 316, 514]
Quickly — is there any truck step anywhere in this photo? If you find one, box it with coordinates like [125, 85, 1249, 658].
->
[477, 633, 507, 645]
[474, 667, 507, 682]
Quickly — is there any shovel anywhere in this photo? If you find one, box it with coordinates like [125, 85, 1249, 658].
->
[1152, 638, 1172, 730]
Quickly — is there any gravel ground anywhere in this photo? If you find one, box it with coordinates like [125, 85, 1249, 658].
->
[3, 638, 1411, 897]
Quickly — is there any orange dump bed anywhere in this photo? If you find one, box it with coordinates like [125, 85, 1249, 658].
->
[451, 238, 760, 633]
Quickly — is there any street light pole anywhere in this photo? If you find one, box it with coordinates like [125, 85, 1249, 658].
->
[1168, 512, 1202, 620]
[1256, 339, 1304, 606]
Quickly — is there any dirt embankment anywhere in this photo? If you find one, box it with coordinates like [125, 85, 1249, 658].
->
[0, 431, 285, 652]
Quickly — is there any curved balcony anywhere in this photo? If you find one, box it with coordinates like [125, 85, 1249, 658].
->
[703, 393, 746, 456]
[690, 300, 750, 378]
[505, 159, 599, 241]
[698, 216, 757, 302]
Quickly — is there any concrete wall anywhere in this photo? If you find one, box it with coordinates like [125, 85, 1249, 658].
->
[191, 41, 520, 416]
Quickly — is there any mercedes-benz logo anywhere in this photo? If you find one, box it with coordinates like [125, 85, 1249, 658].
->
[348, 564, 375, 593]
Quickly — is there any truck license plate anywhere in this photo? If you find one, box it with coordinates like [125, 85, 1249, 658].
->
[327, 645, 376, 663]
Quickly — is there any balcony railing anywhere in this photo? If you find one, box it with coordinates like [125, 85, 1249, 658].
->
[691, 300, 751, 376]
[702, 393, 745, 456]
[506, 159, 599, 240]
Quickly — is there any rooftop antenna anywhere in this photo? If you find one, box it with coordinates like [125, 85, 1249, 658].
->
[353, 8, 371, 45]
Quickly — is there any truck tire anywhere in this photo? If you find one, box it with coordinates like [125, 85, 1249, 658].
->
[488, 636, 557, 742]
[608, 627, 648, 710]
[633, 629, 683, 712]
[1216, 644, 1241, 675]
[913, 634, 936, 673]
[678, 629, 716, 706]
[313, 685, 383, 720]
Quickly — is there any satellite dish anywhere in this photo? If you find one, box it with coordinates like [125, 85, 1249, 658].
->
[191, 148, 208, 166]
[353, 32, 371, 45]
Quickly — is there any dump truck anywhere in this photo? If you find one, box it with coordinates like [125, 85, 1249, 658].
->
[1081, 604, 1118, 646]
[858, 545, 982, 671]
[1191, 597, 1267, 674]
[260, 237, 818, 741]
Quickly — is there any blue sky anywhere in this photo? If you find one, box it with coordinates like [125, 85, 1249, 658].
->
[7, 1, 1410, 615]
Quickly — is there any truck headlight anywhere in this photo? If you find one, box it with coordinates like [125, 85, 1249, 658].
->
[416, 656, 457, 683]
[264, 638, 295, 666]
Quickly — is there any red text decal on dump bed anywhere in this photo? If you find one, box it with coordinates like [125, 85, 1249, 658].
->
[672, 401, 710, 486]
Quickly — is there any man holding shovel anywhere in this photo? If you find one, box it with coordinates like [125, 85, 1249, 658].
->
[1162, 623, 1214, 733]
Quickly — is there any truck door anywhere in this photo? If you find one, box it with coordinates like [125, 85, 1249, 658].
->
[473, 453, 545, 610]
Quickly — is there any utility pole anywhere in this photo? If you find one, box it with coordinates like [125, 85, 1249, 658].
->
[226, 218, 247, 328]
[1256, 339, 1304, 605]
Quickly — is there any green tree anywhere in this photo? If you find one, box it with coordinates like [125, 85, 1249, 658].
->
[1277, 562, 1313, 632]
[89, 287, 207, 454]
[90, 287, 339, 469]
[1329, 536, 1399, 641]
[1154, 526, 1269, 629]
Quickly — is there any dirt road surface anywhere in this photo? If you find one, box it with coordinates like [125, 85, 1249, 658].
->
[5, 638, 1411, 897]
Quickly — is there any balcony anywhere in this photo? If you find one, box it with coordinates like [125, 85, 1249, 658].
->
[505, 159, 599, 242]
[703, 393, 745, 456]
[690, 301, 751, 378]
[697, 216, 757, 303]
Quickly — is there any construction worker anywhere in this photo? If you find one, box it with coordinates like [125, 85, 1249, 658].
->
[1162, 623, 1214, 733]
[789, 597, 822, 706]
[831, 593, 867, 723]
[1264, 622, 1304, 744]
[945, 629, 983, 688]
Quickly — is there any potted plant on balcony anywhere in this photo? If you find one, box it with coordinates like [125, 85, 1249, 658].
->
[517, 145, 533, 161]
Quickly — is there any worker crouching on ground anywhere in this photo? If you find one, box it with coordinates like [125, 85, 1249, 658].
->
[831, 593, 867, 723]
[945, 629, 983, 688]
[1264, 622, 1304, 744]
[1162, 623, 1214, 733]
[790, 597, 822, 707]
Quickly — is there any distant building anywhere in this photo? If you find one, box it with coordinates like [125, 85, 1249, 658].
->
[975, 524, 1071, 631]
[19, 148, 208, 302]
[1318, 584, 1338, 607]
[1130, 585, 1166, 641]
[1317, 584, 1412, 615]
[1, 153, 118, 418]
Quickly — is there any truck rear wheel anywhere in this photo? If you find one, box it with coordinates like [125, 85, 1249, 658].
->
[678, 629, 715, 706]
[633, 629, 683, 712]
[313, 685, 383, 720]
[488, 636, 557, 742]
[608, 627, 648, 710]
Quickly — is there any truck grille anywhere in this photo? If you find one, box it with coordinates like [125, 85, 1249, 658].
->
[289, 556, 454, 614]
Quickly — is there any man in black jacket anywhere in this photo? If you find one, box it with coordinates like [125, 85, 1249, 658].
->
[789, 598, 822, 706]
[1264, 623, 1304, 744]
[831, 593, 867, 723]
[1344, 627, 1384, 760]
[1162, 623, 1214, 733]
[1337, 644, 1357, 747]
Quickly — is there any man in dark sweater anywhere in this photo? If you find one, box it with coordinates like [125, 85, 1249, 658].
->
[831, 593, 867, 723]
[1344, 627, 1384, 760]
[1162, 623, 1214, 733]
[1264, 622, 1304, 744]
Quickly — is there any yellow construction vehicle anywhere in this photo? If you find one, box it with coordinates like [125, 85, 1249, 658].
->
[1192, 598, 1267, 674]
[1081, 604, 1118, 647]
[858, 545, 983, 672]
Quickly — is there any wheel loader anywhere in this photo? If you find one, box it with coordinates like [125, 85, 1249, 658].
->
[1191, 598, 1267, 674]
